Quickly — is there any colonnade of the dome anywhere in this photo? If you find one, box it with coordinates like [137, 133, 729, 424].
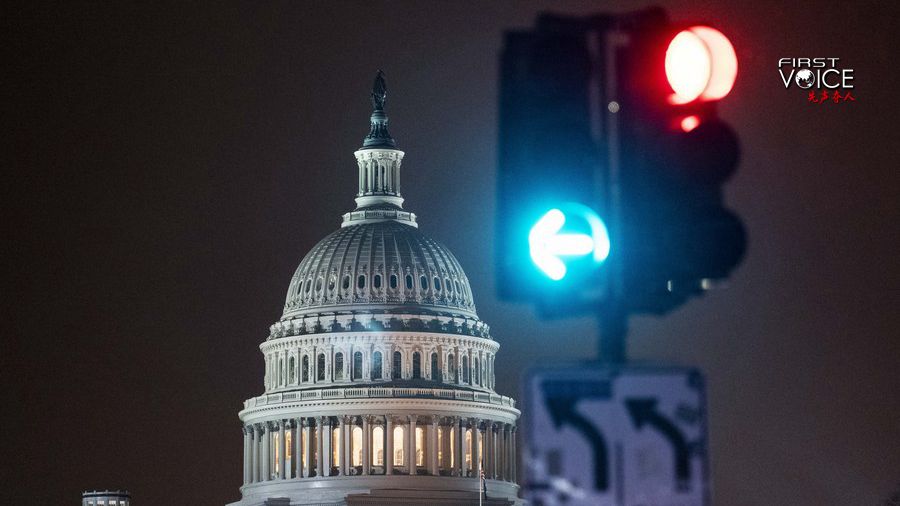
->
[241, 415, 517, 487]
[262, 333, 498, 393]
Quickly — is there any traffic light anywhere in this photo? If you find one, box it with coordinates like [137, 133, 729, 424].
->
[496, 8, 745, 317]
[614, 10, 745, 313]
[496, 21, 610, 312]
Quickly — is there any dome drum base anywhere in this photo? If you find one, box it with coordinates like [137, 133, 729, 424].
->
[232, 476, 521, 506]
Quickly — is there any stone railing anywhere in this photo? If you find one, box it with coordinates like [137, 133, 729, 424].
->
[243, 386, 516, 410]
[268, 313, 491, 341]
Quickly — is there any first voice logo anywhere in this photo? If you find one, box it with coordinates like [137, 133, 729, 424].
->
[778, 58, 856, 104]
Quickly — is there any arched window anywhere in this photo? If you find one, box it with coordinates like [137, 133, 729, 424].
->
[420, 275, 428, 290]
[405, 274, 413, 290]
[302, 355, 309, 382]
[317, 353, 326, 381]
[279, 358, 284, 385]
[289, 356, 296, 383]
[390, 274, 398, 290]
[374, 274, 382, 289]
[462, 356, 470, 383]
[434, 277, 441, 291]
[342, 275, 350, 290]
[372, 426, 385, 466]
[357, 275, 366, 289]
[334, 352, 344, 380]
[315, 277, 323, 292]
[431, 352, 440, 381]
[474, 357, 480, 385]
[373, 351, 383, 379]
[353, 351, 363, 380]
[393, 426, 405, 466]
[352, 426, 363, 466]
[412, 352, 422, 379]
[296, 281, 303, 297]
[305, 278, 312, 293]
[392, 351, 402, 379]
[448, 353, 456, 382]
[446, 278, 452, 293]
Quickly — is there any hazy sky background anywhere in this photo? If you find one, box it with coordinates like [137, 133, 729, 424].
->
[3, 1, 898, 504]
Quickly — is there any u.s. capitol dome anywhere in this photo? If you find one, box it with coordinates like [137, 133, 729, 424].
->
[229, 72, 521, 506]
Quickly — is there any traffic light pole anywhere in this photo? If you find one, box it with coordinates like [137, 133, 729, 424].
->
[597, 26, 629, 365]
[599, 303, 627, 364]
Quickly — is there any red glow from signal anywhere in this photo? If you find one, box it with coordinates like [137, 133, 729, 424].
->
[680, 115, 701, 132]
[666, 26, 737, 103]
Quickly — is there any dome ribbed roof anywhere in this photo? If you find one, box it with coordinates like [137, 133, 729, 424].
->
[282, 221, 477, 320]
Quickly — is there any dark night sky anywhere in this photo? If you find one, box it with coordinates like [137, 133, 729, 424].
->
[3, 1, 898, 504]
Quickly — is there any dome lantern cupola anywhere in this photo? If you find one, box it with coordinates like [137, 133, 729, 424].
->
[346, 71, 412, 224]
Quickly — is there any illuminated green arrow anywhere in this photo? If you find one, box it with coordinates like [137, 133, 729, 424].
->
[529, 207, 610, 281]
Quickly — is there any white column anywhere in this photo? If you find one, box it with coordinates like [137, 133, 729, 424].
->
[501, 424, 509, 481]
[242, 427, 249, 485]
[253, 425, 259, 482]
[385, 415, 394, 475]
[455, 417, 465, 477]
[441, 424, 452, 472]
[329, 345, 335, 381]
[316, 417, 325, 477]
[497, 423, 509, 481]
[362, 416, 371, 475]
[250, 426, 258, 483]
[294, 419, 301, 479]
[303, 419, 313, 478]
[511, 426, 517, 482]
[312, 346, 318, 384]
[490, 423, 498, 480]
[507, 424, 513, 481]
[278, 421, 286, 480]
[483, 422, 491, 480]
[322, 417, 332, 476]
[338, 416, 347, 476]
[472, 419, 481, 479]
[428, 416, 439, 475]
[407, 415, 416, 475]
[262, 424, 271, 481]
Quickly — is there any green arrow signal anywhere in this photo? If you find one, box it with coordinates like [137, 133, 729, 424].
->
[528, 205, 610, 281]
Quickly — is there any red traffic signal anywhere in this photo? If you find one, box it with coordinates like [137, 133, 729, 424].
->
[665, 26, 737, 104]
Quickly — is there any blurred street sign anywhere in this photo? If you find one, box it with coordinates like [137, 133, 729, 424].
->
[524, 365, 708, 506]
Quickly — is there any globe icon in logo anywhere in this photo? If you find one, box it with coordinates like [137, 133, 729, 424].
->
[795, 69, 815, 89]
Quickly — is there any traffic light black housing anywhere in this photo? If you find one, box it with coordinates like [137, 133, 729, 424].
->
[496, 22, 599, 304]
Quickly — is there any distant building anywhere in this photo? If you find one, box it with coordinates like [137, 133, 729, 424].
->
[228, 73, 521, 505]
[82, 490, 130, 506]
